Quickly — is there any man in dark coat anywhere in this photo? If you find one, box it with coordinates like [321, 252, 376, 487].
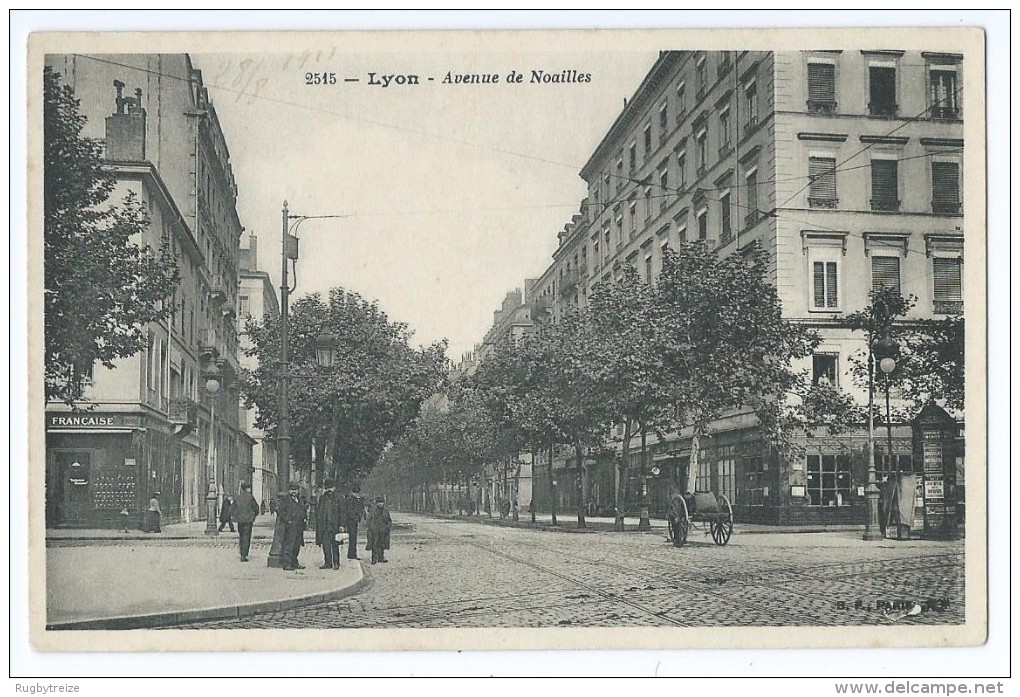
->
[341, 486, 365, 560]
[315, 480, 343, 570]
[279, 484, 306, 570]
[234, 483, 260, 562]
[218, 495, 235, 532]
[366, 497, 392, 564]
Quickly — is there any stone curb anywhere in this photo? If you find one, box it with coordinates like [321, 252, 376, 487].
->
[45, 563, 370, 631]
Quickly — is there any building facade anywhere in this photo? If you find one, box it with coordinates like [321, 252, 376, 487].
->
[513, 50, 965, 525]
[238, 233, 280, 510]
[44, 54, 253, 527]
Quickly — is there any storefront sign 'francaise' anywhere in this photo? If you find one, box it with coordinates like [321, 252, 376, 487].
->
[48, 414, 125, 429]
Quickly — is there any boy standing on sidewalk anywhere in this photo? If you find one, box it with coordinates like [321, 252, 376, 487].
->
[234, 483, 260, 562]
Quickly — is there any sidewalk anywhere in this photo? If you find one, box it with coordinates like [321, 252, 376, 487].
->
[46, 515, 368, 629]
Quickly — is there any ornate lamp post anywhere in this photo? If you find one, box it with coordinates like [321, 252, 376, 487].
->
[864, 334, 900, 541]
[203, 360, 224, 536]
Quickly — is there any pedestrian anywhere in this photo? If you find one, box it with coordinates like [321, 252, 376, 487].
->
[365, 496, 392, 565]
[218, 495, 235, 532]
[279, 483, 306, 571]
[269, 497, 277, 515]
[342, 486, 365, 560]
[144, 492, 162, 533]
[234, 482, 260, 562]
[260, 499, 267, 515]
[315, 480, 343, 570]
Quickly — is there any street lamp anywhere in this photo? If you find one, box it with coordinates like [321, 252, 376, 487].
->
[203, 360, 224, 536]
[268, 201, 344, 567]
[864, 334, 899, 541]
[551, 478, 558, 526]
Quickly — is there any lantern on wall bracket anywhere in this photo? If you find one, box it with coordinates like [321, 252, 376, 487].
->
[314, 332, 339, 369]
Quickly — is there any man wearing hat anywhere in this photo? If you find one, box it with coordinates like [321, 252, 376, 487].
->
[315, 479, 343, 570]
[365, 496, 392, 565]
[279, 483, 306, 571]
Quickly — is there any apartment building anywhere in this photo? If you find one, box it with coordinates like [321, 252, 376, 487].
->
[531, 49, 965, 525]
[44, 54, 253, 527]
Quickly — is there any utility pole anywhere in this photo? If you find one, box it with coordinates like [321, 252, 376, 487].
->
[267, 201, 292, 567]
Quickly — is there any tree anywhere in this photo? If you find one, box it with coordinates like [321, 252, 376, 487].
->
[654, 242, 819, 494]
[242, 288, 447, 487]
[845, 286, 965, 418]
[584, 265, 673, 530]
[44, 66, 179, 405]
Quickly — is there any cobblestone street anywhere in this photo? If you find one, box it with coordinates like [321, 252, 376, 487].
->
[178, 512, 965, 629]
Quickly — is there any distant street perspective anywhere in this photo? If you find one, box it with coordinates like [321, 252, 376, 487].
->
[181, 512, 964, 629]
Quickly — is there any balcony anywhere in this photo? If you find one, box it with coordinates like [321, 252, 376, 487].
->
[744, 115, 759, 133]
[169, 398, 200, 437]
[718, 143, 733, 158]
[808, 197, 839, 209]
[807, 99, 838, 115]
[930, 106, 960, 121]
[870, 198, 901, 212]
[933, 300, 963, 316]
[744, 210, 760, 228]
[932, 200, 962, 214]
[868, 102, 899, 118]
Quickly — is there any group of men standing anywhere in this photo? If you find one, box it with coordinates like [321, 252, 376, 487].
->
[276, 482, 391, 570]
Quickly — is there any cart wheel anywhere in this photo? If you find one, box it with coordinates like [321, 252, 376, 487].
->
[668, 497, 690, 547]
[711, 495, 733, 546]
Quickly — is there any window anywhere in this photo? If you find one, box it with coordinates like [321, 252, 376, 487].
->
[931, 160, 961, 213]
[695, 55, 707, 99]
[871, 255, 901, 294]
[615, 157, 624, 192]
[719, 106, 731, 153]
[659, 162, 669, 193]
[603, 172, 611, 200]
[592, 235, 600, 269]
[676, 82, 686, 121]
[745, 168, 759, 226]
[929, 68, 960, 119]
[146, 333, 155, 392]
[696, 129, 708, 173]
[644, 186, 653, 220]
[716, 456, 736, 503]
[808, 156, 838, 208]
[239, 294, 250, 318]
[744, 79, 759, 127]
[932, 256, 963, 315]
[720, 190, 732, 243]
[628, 143, 637, 173]
[678, 223, 688, 243]
[805, 454, 852, 506]
[697, 207, 708, 241]
[807, 62, 837, 113]
[868, 65, 897, 116]
[604, 228, 612, 260]
[812, 353, 838, 387]
[870, 158, 899, 211]
[677, 150, 687, 191]
[810, 252, 840, 310]
[643, 123, 652, 156]
[645, 255, 653, 284]
[659, 102, 668, 131]
[743, 455, 768, 506]
[628, 198, 637, 235]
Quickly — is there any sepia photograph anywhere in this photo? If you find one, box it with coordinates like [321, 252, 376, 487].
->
[17, 16, 998, 672]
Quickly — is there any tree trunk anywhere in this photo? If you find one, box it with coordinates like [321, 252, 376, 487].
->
[615, 419, 632, 531]
[548, 442, 557, 526]
[575, 443, 586, 528]
[686, 430, 702, 494]
[638, 426, 651, 530]
[530, 449, 537, 523]
[322, 407, 342, 484]
[512, 459, 521, 521]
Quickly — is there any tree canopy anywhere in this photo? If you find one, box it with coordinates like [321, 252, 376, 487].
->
[44, 66, 179, 405]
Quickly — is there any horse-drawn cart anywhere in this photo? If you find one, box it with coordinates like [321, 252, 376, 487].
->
[667, 492, 734, 546]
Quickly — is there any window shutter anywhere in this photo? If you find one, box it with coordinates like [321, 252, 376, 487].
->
[807, 63, 836, 102]
[871, 160, 898, 202]
[933, 257, 962, 302]
[813, 261, 826, 308]
[932, 162, 960, 207]
[721, 192, 732, 238]
[825, 261, 838, 308]
[871, 256, 901, 294]
[809, 157, 837, 200]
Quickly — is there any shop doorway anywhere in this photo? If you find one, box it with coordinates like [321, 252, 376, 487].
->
[47, 450, 93, 526]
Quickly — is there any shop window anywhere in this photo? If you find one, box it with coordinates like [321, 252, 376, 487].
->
[805, 454, 852, 506]
[742, 455, 768, 506]
[812, 353, 838, 387]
